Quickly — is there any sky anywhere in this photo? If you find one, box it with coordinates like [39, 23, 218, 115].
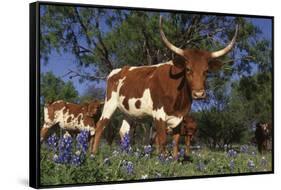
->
[40, 15, 272, 97]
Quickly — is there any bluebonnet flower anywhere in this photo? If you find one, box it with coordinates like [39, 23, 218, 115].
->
[158, 154, 166, 163]
[165, 156, 173, 162]
[227, 149, 237, 158]
[54, 132, 73, 164]
[144, 145, 152, 155]
[71, 154, 83, 166]
[240, 145, 249, 153]
[134, 149, 141, 158]
[46, 133, 59, 151]
[53, 154, 58, 162]
[229, 159, 235, 173]
[126, 161, 134, 174]
[76, 130, 89, 154]
[248, 159, 255, 171]
[261, 157, 267, 167]
[112, 150, 119, 157]
[167, 143, 173, 150]
[120, 133, 131, 153]
[224, 144, 228, 150]
[179, 148, 185, 158]
[103, 157, 111, 165]
[122, 160, 134, 175]
[196, 161, 205, 171]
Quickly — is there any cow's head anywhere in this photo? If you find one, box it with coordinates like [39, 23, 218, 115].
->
[160, 16, 238, 99]
[86, 100, 103, 117]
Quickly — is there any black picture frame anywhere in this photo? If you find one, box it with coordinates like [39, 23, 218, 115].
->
[30, 1, 274, 188]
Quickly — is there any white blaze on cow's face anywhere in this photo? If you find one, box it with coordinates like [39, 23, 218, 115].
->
[183, 53, 209, 100]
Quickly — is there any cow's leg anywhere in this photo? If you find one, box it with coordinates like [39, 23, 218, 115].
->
[40, 123, 51, 142]
[119, 119, 131, 142]
[154, 119, 167, 155]
[172, 126, 180, 159]
[172, 133, 180, 159]
[184, 135, 192, 161]
[91, 99, 118, 155]
[90, 118, 109, 155]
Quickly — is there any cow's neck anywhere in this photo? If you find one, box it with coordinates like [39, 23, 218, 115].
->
[167, 61, 192, 116]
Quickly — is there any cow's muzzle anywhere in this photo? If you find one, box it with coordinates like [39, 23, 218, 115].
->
[192, 90, 206, 99]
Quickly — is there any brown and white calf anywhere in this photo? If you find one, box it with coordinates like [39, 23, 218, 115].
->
[40, 100, 102, 142]
[151, 115, 197, 159]
[91, 16, 238, 158]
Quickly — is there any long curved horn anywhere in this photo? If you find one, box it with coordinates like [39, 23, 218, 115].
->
[210, 25, 239, 58]
[159, 16, 185, 57]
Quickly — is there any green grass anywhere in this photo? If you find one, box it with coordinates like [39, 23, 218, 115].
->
[40, 143, 272, 186]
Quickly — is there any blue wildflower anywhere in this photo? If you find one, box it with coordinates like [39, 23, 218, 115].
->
[120, 133, 131, 153]
[144, 145, 152, 155]
[240, 145, 249, 153]
[103, 157, 111, 165]
[134, 148, 141, 158]
[179, 148, 185, 158]
[158, 154, 165, 163]
[76, 130, 89, 154]
[229, 159, 235, 173]
[122, 160, 134, 175]
[197, 161, 205, 171]
[46, 133, 59, 151]
[165, 156, 173, 162]
[227, 149, 237, 158]
[261, 157, 267, 167]
[71, 153, 83, 166]
[112, 150, 119, 157]
[248, 159, 255, 171]
[126, 161, 134, 174]
[54, 132, 73, 164]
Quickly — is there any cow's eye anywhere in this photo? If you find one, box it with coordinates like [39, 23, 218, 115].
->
[186, 67, 191, 73]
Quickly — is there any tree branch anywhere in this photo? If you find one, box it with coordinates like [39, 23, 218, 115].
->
[61, 69, 107, 81]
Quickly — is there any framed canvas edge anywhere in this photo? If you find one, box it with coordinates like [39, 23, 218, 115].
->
[30, 2, 41, 189]
[29, 1, 275, 189]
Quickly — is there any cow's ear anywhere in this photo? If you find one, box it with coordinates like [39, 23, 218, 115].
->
[173, 55, 186, 68]
[208, 59, 224, 72]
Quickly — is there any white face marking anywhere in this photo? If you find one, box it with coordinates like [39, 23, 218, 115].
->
[107, 68, 121, 78]
[128, 61, 173, 71]
[119, 120, 130, 138]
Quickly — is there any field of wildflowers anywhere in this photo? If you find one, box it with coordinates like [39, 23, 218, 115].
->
[40, 131, 272, 186]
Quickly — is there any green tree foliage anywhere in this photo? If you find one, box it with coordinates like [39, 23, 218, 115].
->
[79, 84, 105, 103]
[40, 6, 270, 78]
[41, 72, 79, 104]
